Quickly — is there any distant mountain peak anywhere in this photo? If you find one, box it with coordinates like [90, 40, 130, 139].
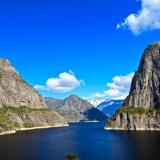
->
[45, 95, 108, 122]
[88, 98, 106, 107]
[65, 94, 82, 100]
[97, 99, 123, 117]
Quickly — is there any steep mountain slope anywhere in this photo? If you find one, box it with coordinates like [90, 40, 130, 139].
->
[0, 59, 68, 134]
[106, 42, 160, 130]
[88, 98, 106, 107]
[45, 95, 108, 122]
[0, 59, 47, 109]
[97, 100, 123, 117]
[124, 42, 160, 109]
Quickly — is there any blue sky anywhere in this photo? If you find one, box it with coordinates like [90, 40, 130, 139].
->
[1, 0, 160, 99]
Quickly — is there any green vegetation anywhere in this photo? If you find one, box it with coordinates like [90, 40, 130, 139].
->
[23, 121, 34, 128]
[115, 107, 145, 115]
[0, 106, 51, 115]
[65, 153, 80, 160]
[0, 113, 20, 131]
[0, 106, 53, 131]
[114, 106, 160, 116]
[13, 122, 21, 128]
[107, 107, 160, 128]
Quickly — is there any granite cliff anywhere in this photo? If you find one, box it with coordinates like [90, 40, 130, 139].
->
[0, 59, 68, 134]
[106, 42, 160, 130]
[0, 59, 47, 109]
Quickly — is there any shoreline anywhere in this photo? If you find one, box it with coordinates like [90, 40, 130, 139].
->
[0, 124, 69, 136]
[104, 127, 160, 131]
[69, 120, 100, 123]
[82, 120, 99, 122]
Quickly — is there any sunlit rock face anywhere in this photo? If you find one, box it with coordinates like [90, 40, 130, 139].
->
[124, 42, 160, 109]
[0, 59, 68, 133]
[0, 59, 47, 109]
[106, 42, 160, 130]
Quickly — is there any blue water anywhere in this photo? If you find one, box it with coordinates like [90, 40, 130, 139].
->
[0, 122, 160, 160]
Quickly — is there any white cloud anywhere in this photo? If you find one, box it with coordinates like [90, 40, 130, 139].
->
[89, 92, 106, 99]
[34, 85, 49, 91]
[117, 0, 160, 34]
[104, 72, 134, 99]
[34, 71, 84, 93]
[89, 72, 134, 100]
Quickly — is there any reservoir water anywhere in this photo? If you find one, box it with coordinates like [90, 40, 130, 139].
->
[0, 122, 160, 160]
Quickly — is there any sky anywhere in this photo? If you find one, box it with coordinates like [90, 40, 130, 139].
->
[1, 0, 160, 100]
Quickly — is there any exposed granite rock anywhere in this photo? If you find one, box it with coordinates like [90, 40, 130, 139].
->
[124, 42, 160, 109]
[45, 95, 108, 122]
[0, 59, 47, 109]
[0, 58, 68, 133]
[106, 109, 160, 130]
[106, 42, 160, 130]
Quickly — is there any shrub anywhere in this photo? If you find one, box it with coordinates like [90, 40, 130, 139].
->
[65, 153, 80, 160]
[13, 122, 21, 128]
[23, 121, 34, 128]
[114, 106, 160, 117]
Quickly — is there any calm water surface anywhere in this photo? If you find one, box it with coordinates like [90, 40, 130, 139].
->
[0, 122, 160, 160]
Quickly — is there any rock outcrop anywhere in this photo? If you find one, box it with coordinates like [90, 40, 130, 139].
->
[0, 59, 47, 109]
[106, 107, 160, 130]
[105, 42, 160, 130]
[124, 42, 160, 109]
[0, 59, 68, 133]
[45, 95, 108, 122]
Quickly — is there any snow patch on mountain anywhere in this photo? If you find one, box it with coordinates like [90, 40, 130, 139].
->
[97, 100, 123, 117]
[88, 98, 106, 107]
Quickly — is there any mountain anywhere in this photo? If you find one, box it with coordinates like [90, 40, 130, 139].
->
[0, 59, 68, 134]
[0, 59, 47, 109]
[88, 98, 106, 107]
[45, 95, 108, 122]
[97, 100, 123, 117]
[106, 42, 160, 130]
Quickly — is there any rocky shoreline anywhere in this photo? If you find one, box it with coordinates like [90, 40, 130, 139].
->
[105, 107, 160, 131]
[105, 42, 160, 131]
[104, 127, 160, 131]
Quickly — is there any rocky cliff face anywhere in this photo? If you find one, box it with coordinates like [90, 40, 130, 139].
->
[106, 108, 160, 130]
[0, 59, 68, 133]
[105, 42, 160, 130]
[124, 42, 160, 109]
[0, 59, 47, 109]
[45, 95, 108, 122]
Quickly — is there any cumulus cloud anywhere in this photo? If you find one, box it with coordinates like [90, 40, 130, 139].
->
[89, 72, 134, 100]
[117, 0, 160, 34]
[34, 71, 84, 93]
[104, 72, 134, 99]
